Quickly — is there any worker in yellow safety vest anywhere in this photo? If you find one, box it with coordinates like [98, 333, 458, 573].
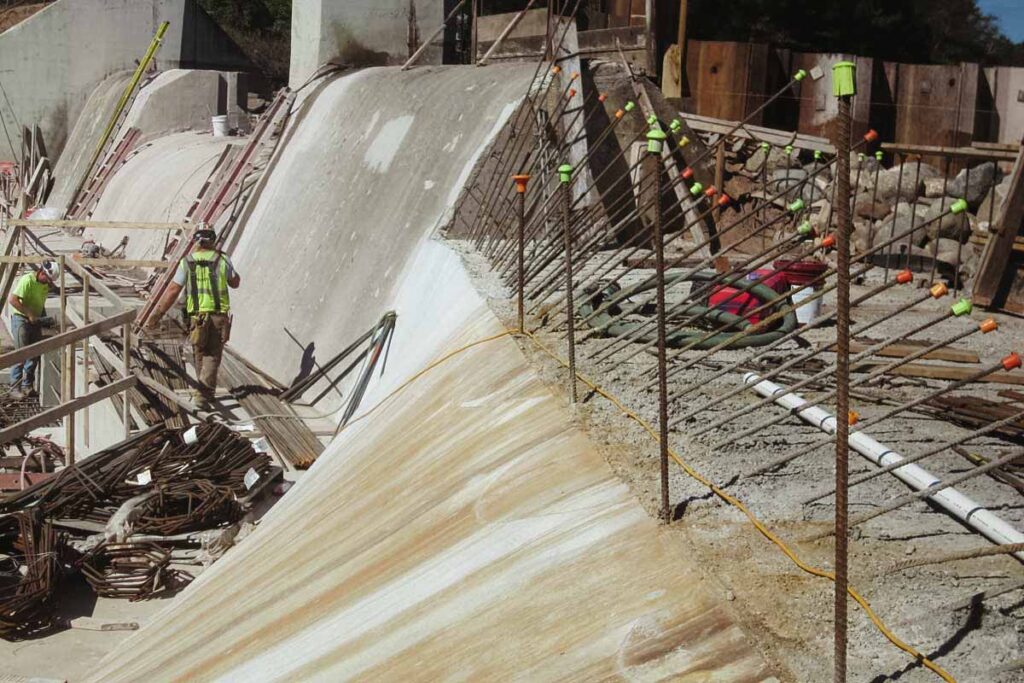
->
[6, 260, 57, 398]
[145, 227, 240, 409]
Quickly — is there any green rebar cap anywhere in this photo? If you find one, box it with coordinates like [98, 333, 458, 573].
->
[788, 198, 805, 213]
[689, 181, 705, 196]
[785, 144, 794, 155]
[794, 69, 808, 82]
[832, 61, 856, 97]
[670, 119, 682, 132]
[624, 101, 636, 112]
[951, 298, 973, 317]
[558, 164, 573, 183]
[875, 150, 884, 161]
[950, 198, 969, 215]
[814, 150, 823, 160]
[797, 221, 814, 236]
[646, 128, 667, 153]
[646, 113, 658, 126]
[858, 152, 866, 161]
[760, 141, 770, 151]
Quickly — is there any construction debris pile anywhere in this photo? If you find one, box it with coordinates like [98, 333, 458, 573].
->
[721, 139, 1009, 290]
[0, 423, 277, 639]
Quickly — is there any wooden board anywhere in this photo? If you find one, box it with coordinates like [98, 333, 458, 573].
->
[0, 309, 136, 369]
[974, 141, 1024, 308]
[821, 339, 980, 364]
[0, 376, 136, 444]
[851, 360, 1024, 386]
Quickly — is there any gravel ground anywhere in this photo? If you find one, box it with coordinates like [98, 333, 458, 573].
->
[451, 236, 1024, 683]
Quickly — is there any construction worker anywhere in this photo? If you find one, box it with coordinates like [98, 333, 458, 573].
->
[6, 261, 57, 398]
[145, 227, 240, 408]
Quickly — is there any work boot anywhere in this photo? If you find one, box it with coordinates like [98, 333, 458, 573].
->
[7, 387, 23, 400]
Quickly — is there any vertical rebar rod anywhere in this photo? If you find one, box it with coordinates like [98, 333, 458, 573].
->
[648, 138, 670, 523]
[122, 323, 131, 439]
[833, 65, 854, 683]
[514, 174, 530, 333]
[560, 165, 577, 403]
[83, 273, 90, 448]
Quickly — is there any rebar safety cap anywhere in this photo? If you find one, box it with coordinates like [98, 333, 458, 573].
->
[832, 61, 856, 97]
[557, 164, 573, 183]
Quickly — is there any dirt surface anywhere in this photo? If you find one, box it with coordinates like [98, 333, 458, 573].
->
[0, 2, 49, 34]
[452, 237, 1024, 683]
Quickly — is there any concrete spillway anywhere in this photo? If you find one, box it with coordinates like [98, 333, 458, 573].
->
[79, 66, 769, 680]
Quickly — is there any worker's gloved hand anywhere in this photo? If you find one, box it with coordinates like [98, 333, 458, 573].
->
[36, 315, 55, 328]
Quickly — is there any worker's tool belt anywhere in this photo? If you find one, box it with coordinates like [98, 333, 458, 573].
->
[189, 313, 231, 352]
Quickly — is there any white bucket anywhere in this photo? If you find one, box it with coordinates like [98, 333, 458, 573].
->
[790, 285, 821, 324]
[211, 115, 230, 137]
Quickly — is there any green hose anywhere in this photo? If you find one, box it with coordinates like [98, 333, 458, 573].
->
[578, 270, 798, 349]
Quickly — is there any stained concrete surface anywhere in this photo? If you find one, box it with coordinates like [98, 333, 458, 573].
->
[86, 304, 773, 682]
[289, 0, 445, 88]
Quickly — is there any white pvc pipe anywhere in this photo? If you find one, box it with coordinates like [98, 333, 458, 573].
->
[744, 372, 1024, 562]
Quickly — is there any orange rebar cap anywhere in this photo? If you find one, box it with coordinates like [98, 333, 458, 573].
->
[863, 129, 879, 143]
[1003, 352, 1022, 371]
[567, 88, 577, 98]
[930, 282, 948, 298]
[821, 234, 836, 249]
[512, 174, 531, 193]
[896, 269, 913, 284]
[704, 185, 717, 197]
[717, 193, 732, 207]
[979, 318, 998, 334]
[848, 411, 860, 425]
[614, 109, 625, 119]
[681, 167, 695, 180]
[598, 93, 608, 102]
[551, 65, 562, 74]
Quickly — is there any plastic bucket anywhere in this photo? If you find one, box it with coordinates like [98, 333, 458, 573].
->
[212, 115, 230, 137]
[790, 285, 821, 324]
[774, 259, 828, 324]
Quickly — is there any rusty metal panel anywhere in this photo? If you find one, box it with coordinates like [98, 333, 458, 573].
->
[787, 53, 872, 141]
[891, 62, 980, 169]
[684, 40, 770, 125]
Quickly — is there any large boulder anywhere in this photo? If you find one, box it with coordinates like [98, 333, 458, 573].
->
[923, 176, 947, 198]
[874, 162, 938, 202]
[873, 211, 929, 249]
[947, 161, 998, 208]
[853, 191, 889, 220]
[923, 197, 973, 242]
[977, 174, 1012, 222]
[768, 168, 828, 203]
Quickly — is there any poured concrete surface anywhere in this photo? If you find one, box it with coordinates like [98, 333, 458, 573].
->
[86, 303, 771, 682]
[86, 132, 233, 258]
[228, 66, 528, 406]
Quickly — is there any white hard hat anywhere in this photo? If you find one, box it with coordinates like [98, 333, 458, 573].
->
[39, 260, 59, 280]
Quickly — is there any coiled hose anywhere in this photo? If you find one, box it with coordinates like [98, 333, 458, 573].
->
[578, 269, 799, 349]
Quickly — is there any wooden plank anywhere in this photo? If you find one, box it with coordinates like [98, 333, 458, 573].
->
[880, 142, 1018, 162]
[0, 309, 137, 369]
[0, 255, 170, 268]
[0, 376, 136, 444]
[10, 219, 184, 230]
[679, 112, 835, 153]
[851, 361, 1024, 386]
[975, 142, 1024, 308]
[821, 340, 980, 364]
[63, 258, 126, 311]
[620, 46, 712, 256]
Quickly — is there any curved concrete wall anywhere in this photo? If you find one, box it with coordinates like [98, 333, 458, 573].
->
[72, 66, 770, 679]
[227, 66, 526, 401]
[87, 306, 769, 682]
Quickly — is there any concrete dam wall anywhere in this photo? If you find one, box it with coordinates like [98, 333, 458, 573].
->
[60, 65, 770, 680]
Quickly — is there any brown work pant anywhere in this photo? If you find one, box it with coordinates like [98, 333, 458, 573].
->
[191, 313, 230, 400]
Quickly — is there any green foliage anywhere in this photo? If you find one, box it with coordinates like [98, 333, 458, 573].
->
[687, 0, 1024, 66]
